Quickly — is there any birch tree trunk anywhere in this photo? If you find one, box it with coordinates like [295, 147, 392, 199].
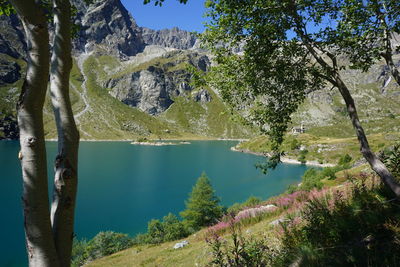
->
[9, 0, 60, 266]
[49, 0, 80, 266]
[289, 1, 400, 197]
[334, 74, 400, 197]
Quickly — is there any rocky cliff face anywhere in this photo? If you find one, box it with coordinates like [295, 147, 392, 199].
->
[105, 51, 210, 114]
[73, 0, 144, 57]
[141, 27, 197, 50]
[0, 14, 26, 59]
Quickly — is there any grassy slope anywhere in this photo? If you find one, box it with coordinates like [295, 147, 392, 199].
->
[237, 132, 400, 165]
[86, 163, 375, 267]
[238, 59, 400, 165]
[1, 49, 253, 140]
[39, 51, 253, 140]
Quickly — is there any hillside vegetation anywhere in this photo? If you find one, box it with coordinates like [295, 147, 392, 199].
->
[84, 162, 400, 266]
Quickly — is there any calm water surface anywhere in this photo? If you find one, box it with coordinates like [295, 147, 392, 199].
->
[0, 140, 309, 266]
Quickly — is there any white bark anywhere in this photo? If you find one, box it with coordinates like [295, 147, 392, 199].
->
[49, 0, 80, 266]
[9, 0, 60, 266]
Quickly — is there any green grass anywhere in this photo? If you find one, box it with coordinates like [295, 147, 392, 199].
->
[237, 132, 400, 165]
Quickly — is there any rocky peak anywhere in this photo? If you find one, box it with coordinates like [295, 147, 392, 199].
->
[141, 27, 197, 50]
[74, 0, 144, 57]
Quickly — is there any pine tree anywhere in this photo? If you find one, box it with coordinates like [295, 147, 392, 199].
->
[180, 172, 223, 231]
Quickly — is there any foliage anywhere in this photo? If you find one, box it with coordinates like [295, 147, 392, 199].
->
[143, 0, 188, 7]
[227, 196, 262, 215]
[290, 138, 301, 150]
[298, 162, 352, 191]
[278, 179, 400, 266]
[330, 0, 400, 72]
[71, 238, 88, 267]
[180, 172, 223, 232]
[297, 149, 308, 164]
[338, 153, 352, 168]
[381, 143, 400, 179]
[206, 217, 275, 266]
[0, 0, 14, 16]
[71, 231, 133, 266]
[144, 213, 188, 244]
[301, 168, 323, 191]
[202, 0, 400, 176]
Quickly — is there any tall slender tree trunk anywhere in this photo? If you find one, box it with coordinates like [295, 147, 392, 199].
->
[333, 74, 400, 197]
[9, 0, 60, 266]
[49, 0, 80, 266]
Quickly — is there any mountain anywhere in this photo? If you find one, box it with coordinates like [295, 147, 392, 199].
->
[141, 27, 197, 50]
[0, 0, 250, 140]
[0, 0, 399, 141]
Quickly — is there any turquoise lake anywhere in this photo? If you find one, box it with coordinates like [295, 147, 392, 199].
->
[0, 140, 309, 266]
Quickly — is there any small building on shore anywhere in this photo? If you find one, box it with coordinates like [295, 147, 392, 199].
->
[292, 123, 306, 134]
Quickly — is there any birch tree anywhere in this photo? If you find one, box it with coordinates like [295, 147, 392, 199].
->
[2, 0, 79, 265]
[203, 0, 400, 197]
[6, 0, 60, 266]
[49, 0, 80, 266]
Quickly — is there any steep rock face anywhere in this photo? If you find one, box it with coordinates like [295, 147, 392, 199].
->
[74, 0, 144, 57]
[0, 14, 26, 59]
[107, 67, 175, 115]
[0, 58, 21, 85]
[141, 27, 197, 50]
[106, 51, 210, 114]
[0, 115, 19, 140]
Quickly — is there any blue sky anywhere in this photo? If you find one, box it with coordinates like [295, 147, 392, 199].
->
[121, 0, 207, 32]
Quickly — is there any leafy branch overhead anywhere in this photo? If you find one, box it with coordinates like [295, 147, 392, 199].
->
[202, 0, 400, 197]
[143, 0, 188, 7]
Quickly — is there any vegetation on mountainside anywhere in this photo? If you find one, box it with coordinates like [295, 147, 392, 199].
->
[202, 0, 400, 198]
[180, 173, 224, 232]
[237, 132, 400, 165]
[72, 232, 133, 267]
[41, 52, 252, 140]
[72, 172, 223, 266]
[85, 157, 400, 267]
[81, 147, 399, 266]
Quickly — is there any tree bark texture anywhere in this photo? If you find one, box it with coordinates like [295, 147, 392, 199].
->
[9, 0, 60, 266]
[49, 0, 80, 266]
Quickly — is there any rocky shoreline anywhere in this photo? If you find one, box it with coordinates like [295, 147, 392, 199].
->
[131, 141, 191, 146]
[230, 147, 335, 168]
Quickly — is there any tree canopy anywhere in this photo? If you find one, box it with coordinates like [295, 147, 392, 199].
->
[202, 0, 400, 195]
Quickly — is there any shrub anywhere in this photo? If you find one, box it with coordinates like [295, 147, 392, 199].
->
[85, 231, 133, 260]
[71, 239, 88, 267]
[338, 153, 352, 168]
[286, 184, 298, 194]
[140, 213, 188, 244]
[161, 213, 187, 242]
[300, 168, 323, 191]
[381, 143, 400, 179]
[206, 218, 275, 266]
[227, 196, 262, 215]
[290, 138, 301, 150]
[181, 172, 223, 232]
[297, 149, 308, 164]
[147, 219, 165, 244]
[71, 231, 133, 266]
[278, 180, 400, 266]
